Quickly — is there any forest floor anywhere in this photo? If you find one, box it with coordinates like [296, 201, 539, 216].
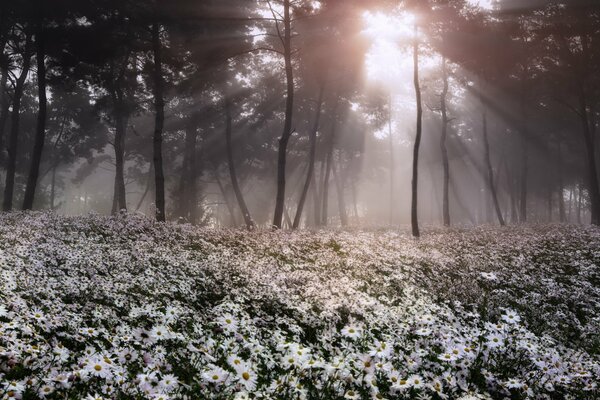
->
[1, 212, 599, 399]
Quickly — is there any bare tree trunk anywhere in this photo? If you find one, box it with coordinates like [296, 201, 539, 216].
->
[272, 0, 294, 229]
[135, 168, 152, 212]
[577, 183, 583, 224]
[313, 161, 325, 226]
[111, 100, 128, 214]
[579, 89, 600, 225]
[411, 23, 423, 238]
[151, 21, 166, 222]
[3, 34, 33, 211]
[568, 188, 573, 222]
[213, 166, 237, 227]
[440, 56, 450, 227]
[558, 150, 566, 223]
[184, 119, 199, 224]
[50, 165, 57, 210]
[321, 114, 338, 226]
[0, 2, 9, 159]
[293, 83, 324, 229]
[225, 96, 255, 229]
[519, 142, 528, 223]
[388, 93, 395, 225]
[481, 109, 505, 226]
[23, 12, 47, 210]
[0, 53, 8, 158]
[332, 151, 348, 227]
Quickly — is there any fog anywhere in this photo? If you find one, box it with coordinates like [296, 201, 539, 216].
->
[2, 0, 599, 232]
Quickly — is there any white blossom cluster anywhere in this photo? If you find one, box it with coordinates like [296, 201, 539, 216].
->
[0, 212, 598, 399]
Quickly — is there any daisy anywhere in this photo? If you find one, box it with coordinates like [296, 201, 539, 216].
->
[501, 310, 521, 324]
[341, 324, 363, 339]
[202, 366, 228, 385]
[234, 362, 258, 391]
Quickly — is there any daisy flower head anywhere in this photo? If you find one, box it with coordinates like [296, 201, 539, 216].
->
[217, 313, 238, 333]
[341, 324, 363, 339]
[202, 366, 228, 385]
[501, 310, 521, 324]
[234, 362, 258, 391]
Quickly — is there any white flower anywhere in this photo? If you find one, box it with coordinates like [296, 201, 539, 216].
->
[486, 333, 504, 348]
[501, 310, 521, 324]
[505, 378, 524, 389]
[202, 366, 228, 385]
[341, 324, 363, 339]
[84, 356, 112, 379]
[234, 362, 258, 391]
[217, 314, 238, 332]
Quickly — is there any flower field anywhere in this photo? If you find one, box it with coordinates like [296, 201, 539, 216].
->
[1, 213, 599, 400]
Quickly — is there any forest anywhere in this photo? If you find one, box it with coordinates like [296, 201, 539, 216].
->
[0, 0, 599, 229]
[1, 0, 600, 399]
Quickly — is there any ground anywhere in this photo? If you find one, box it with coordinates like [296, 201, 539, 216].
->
[0, 212, 599, 399]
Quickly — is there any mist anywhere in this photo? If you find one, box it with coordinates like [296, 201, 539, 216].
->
[1, 0, 598, 231]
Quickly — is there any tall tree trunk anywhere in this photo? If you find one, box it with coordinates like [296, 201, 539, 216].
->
[0, 1, 9, 158]
[321, 114, 338, 226]
[213, 166, 237, 227]
[558, 149, 566, 223]
[111, 101, 127, 214]
[577, 183, 583, 224]
[579, 89, 600, 225]
[440, 56, 450, 227]
[411, 23, 423, 238]
[135, 168, 152, 212]
[23, 13, 47, 210]
[3, 34, 33, 211]
[519, 134, 528, 223]
[313, 161, 325, 226]
[151, 21, 166, 222]
[0, 55, 8, 158]
[50, 164, 57, 210]
[272, 0, 294, 229]
[481, 109, 505, 226]
[225, 96, 255, 229]
[332, 152, 348, 227]
[293, 83, 324, 229]
[388, 93, 395, 225]
[184, 119, 199, 224]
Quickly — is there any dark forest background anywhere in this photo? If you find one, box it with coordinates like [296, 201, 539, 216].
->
[1, 0, 600, 232]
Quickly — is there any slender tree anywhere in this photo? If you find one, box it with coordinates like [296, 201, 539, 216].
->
[151, 20, 166, 222]
[272, 0, 295, 229]
[23, 2, 47, 210]
[411, 21, 423, 237]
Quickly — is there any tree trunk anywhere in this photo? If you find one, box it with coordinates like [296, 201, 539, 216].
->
[313, 161, 325, 226]
[272, 0, 294, 229]
[0, 54, 8, 158]
[23, 14, 48, 210]
[577, 183, 583, 224]
[111, 93, 128, 214]
[388, 93, 395, 225]
[440, 56, 450, 227]
[293, 84, 324, 229]
[332, 151, 348, 227]
[481, 108, 505, 226]
[151, 21, 166, 222]
[213, 166, 237, 227]
[3, 34, 33, 211]
[519, 134, 528, 223]
[225, 96, 255, 229]
[321, 113, 338, 226]
[579, 90, 600, 225]
[184, 119, 199, 224]
[50, 165, 57, 210]
[411, 23, 423, 238]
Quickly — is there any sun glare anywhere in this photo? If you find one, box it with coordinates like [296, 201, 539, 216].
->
[362, 11, 415, 86]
